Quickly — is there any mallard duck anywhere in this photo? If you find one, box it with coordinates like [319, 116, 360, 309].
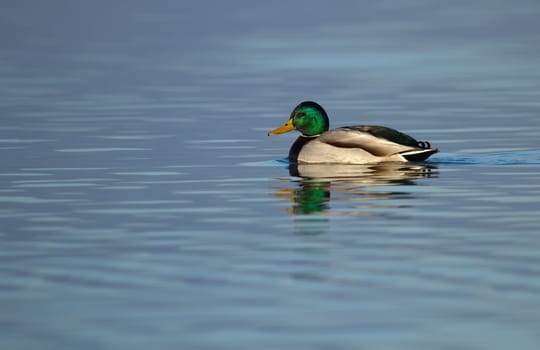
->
[268, 101, 438, 164]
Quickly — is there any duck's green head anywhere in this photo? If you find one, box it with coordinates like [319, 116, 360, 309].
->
[268, 101, 329, 137]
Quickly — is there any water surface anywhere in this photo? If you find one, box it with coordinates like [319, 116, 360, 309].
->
[1, 1, 540, 349]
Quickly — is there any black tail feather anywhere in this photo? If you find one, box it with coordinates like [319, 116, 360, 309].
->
[402, 148, 439, 162]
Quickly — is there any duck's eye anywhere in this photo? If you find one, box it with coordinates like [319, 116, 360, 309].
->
[295, 112, 306, 118]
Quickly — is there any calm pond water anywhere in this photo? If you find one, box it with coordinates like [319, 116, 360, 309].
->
[2, 1, 540, 349]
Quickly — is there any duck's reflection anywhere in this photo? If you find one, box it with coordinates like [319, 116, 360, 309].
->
[274, 162, 437, 216]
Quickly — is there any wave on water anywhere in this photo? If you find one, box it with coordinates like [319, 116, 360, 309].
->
[430, 150, 540, 166]
[241, 158, 289, 167]
[244, 150, 540, 168]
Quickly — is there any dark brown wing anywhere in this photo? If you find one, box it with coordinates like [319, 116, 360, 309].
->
[344, 125, 421, 147]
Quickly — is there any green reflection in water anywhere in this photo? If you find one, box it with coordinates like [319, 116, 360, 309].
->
[274, 162, 437, 216]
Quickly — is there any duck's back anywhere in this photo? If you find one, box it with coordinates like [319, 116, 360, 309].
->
[343, 125, 419, 147]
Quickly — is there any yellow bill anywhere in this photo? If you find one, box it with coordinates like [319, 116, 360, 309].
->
[268, 119, 296, 136]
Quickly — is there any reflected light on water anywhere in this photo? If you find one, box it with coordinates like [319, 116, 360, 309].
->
[2, 1, 540, 349]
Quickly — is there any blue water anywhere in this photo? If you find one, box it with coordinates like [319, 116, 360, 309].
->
[2, 1, 540, 349]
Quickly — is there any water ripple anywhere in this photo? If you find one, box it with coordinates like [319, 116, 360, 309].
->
[432, 150, 540, 166]
[56, 148, 152, 153]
